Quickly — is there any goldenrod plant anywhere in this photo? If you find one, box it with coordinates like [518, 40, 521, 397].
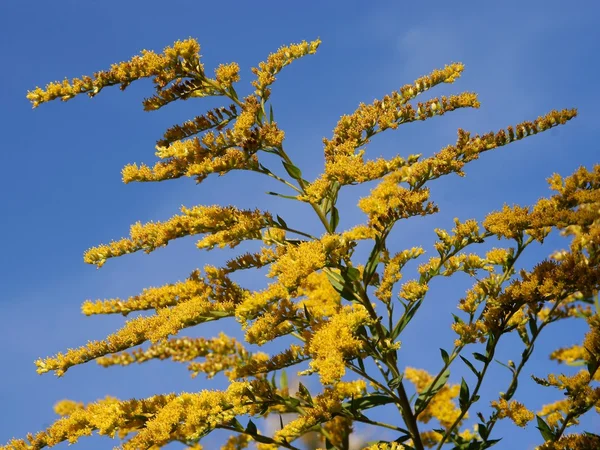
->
[5, 38, 599, 450]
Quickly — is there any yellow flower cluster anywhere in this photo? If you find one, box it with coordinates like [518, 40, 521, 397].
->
[363, 443, 406, 450]
[243, 297, 299, 345]
[272, 385, 349, 445]
[82, 269, 211, 315]
[235, 282, 291, 323]
[550, 345, 588, 365]
[396, 109, 578, 190]
[306, 305, 372, 384]
[125, 100, 285, 184]
[419, 427, 476, 448]
[3, 394, 175, 449]
[537, 433, 600, 450]
[123, 144, 260, 184]
[267, 236, 345, 289]
[228, 344, 306, 379]
[251, 39, 321, 96]
[157, 104, 239, 147]
[297, 270, 341, 318]
[222, 247, 281, 274]
[404, 367, 463, 429]
[451, 320, 487, 346]
[399, 279, 430, 302]
[214, 62, 241, 89]
[94, 333, 248, 379]
[37, 289, 238, 376]
[376, 247, 424, 302]
[481, 247, 600, 333]
[122, 382, 255, 449]
[538, 399, 573, 428]
[304, 63, 476, 203]
[322, 416, 353, 449]
[491, 398, 534, 427]
[84, 205, 273, 267]
[358, 184, 437, 231]
[27, 39, 201, 108]
[221, 434, 250, 450]
[540, 369, 600, 418]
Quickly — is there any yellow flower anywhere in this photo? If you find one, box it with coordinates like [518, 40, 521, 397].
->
[491, 398, 534, 427]
[306, 305, 372, 384]
[251, 39, 321, 96]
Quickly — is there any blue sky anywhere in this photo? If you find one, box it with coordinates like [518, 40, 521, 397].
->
[1, 1, 599, 448]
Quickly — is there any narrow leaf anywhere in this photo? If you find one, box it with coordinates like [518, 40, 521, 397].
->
[440, 348, 450, 365]
[459, 378, 470, 410]
[460, 355, 480, 378]
[266, 191, 299, 200]
[245, 419, 258, 435]
[276, 214, 288, 228]
[282, 160, 302, 179]
[343, 394, 395, 412]
[536, 415, 555, 441]
[389, 374, 404, 390]
[345, 266, 360, 281]
[478, 422, 489, 441]
[473, 352, 488, 363]
[298, 382, 313, 404]
[392, 299, 423, 340]
[330, 206, 340, 231]
[415, 368, 450, 414]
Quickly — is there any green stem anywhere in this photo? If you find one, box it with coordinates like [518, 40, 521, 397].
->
[354, 284, 424, 450]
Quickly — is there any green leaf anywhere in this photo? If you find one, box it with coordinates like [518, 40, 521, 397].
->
[415, 368, 450, 414]
[269, 104, 274, 123]
[388, 374, 404, 390]
[280, 370, 288, 390]
[484, 439, 502, 448]
[459, 378, 470, 411]
[253, 434, 276, 444]
[531, 375, 551, 387]
[245, 419, 258, 435]
[473, 352, 488, 363]
[440, 348, 450, 365]
[325, 268, 357, 301]
[528, 315, 538, 336]
[394, 435, 412, 445]
[276, 214, 288, 228]
[357, 355, 366, 372]
[478, 422, 489, 441]
[536, 415, 555, 441]
[485, 333, 497, 358]
[505, 378, 518, 399]
[460, 355, 480, 378]
[298, 382, 313, 404]
[229, 418, 244, 432]
[494, 359, 515, 374]
[266, 191, 299, 200]
[282, 160, 302, 179]
[391, 299, 423, 340]
[586, 358, 599, 377]
[343, 394, 396, 412]
[363, 237, 381, 285]
[303, 303, 312, 321]
[345, 266, 360, 281]
[330, 206, 340, 231]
